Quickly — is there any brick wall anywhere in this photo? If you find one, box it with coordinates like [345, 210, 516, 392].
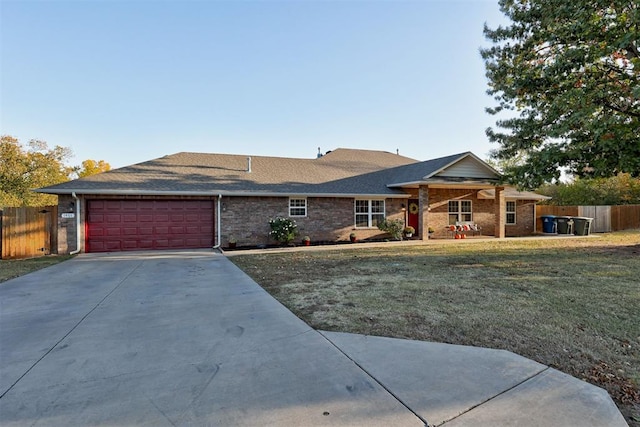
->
[423, 188, 537, 238]
[56, 194, 79, 254]
[426, 188, 496, 238]
[222, 196, 407, 246]
[56, 191, 540, 253]
[506, 201, 536, 237]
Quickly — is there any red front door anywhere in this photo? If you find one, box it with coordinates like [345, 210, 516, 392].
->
[407, 199, 419, 234]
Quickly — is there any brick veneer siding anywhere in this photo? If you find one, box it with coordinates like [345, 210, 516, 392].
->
[506, 200, 536, 237]
[424, 188, 539, 238]
[425, 188, 496, 238]
[56, 194, 79, 254]
[221, 196, 407, 246]
[55, 191, 539, 253]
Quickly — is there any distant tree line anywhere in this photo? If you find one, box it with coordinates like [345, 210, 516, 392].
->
[537, 174, 640, 205]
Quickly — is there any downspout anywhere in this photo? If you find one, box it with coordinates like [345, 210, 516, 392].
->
[70, 192, 81, 255]
[212, 194, 222, 249]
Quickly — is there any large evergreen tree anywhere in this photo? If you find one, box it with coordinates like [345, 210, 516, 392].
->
[482, 0, 639, 189]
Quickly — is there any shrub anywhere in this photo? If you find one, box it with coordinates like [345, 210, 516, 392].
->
[269, 217, 298, 244]
[378, 219, 405, 240]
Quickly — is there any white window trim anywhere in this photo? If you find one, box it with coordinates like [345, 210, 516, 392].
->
[354, 199, 386, 228]
[448, 200, 473, 224]
[289, 197, 307, 217]
[506, 200, 516, 225]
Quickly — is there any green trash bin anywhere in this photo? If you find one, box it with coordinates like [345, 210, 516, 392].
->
[573, 217, 593, 235]
[556, 216, 574, 234]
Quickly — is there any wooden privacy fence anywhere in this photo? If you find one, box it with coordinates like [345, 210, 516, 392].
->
[536, 204, 640, 233]
[611, 205, 640, 231]
[1, 206, 58, 259]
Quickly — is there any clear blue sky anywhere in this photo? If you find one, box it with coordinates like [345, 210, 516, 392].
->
[1, 0, 507, 169]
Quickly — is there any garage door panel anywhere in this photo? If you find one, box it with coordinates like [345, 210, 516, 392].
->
[87, 199, 213, 252]
[106, 227, 122, 237]
[123, 227, 138, 235]
[104, 241, 122, 251]
[106, 214, 122, 223]
[185, 226, 201, 234]
[88, 213, 104, 223]
[123, 214, 138, 222]
[105, 201, 123, 210]
[122, 240, 139, 249]
[138, 240, 154, 249]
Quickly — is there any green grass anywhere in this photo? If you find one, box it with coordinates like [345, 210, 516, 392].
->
[230, 231, 640, 425]
[0, 255, 74, 283]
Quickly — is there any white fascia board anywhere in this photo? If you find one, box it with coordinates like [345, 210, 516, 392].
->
[388, 180, 499, 189]
[36, 188, 410, 199]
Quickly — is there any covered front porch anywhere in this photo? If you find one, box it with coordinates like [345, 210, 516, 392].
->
[400, 184, 509, 240]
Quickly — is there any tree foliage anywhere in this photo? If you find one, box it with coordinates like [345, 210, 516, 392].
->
[1, 136, 74, 206]
[76, 159, 111, 178]
[0, 135, 111, 207]
[538, 173, 640, 205]
[482, 0, 640, 189]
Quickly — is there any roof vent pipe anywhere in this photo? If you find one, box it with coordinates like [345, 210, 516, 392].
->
[317, 147, 322, 158]
[247, 156, 252, 173]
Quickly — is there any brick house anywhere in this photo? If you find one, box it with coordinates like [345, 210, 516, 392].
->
[37, 148, 549, 254]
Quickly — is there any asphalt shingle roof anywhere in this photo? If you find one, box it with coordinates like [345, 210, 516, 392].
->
[39, 148, 439, 196]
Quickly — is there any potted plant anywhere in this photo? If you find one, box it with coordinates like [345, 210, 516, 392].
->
[404, 226, 415, 238]
[302, 236, 311, 246]
[428, 227, 435, 239]
[349, 232, 357, 243]
[228, 236, 237, 249]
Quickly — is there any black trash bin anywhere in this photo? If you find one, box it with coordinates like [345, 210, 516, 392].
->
[541, 215, 556, 233]
[556, 216, 574, 234]
[573, 217, 593, 235]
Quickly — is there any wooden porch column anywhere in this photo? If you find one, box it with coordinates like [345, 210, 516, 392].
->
[419, 185, 430, 240]
[495, 186, 506, 238]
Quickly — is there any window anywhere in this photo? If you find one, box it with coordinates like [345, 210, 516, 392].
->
[355, 200, 385, 228]
[289, 198, 307, 217]
[506, 201, 516, 224]
[448, 200, 472, 225]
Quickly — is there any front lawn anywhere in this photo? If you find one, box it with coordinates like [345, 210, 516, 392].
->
[230, 231, 640, 425]
[0, 255, 74, 283]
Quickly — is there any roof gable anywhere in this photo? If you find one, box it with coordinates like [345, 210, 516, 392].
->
[427, 152, 500, 180]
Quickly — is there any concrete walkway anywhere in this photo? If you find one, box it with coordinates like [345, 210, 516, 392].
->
[0, 250, 627, 426]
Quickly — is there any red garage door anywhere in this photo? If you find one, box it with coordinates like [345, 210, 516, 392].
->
[87, 200, 214, 252]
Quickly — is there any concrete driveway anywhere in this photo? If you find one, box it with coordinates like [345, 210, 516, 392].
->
[1, 251, 422, 426]
[0, 250, 627, 426]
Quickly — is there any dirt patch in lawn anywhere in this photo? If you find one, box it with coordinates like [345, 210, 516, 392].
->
[0, 255, 74, 283]
[231, 231, 640, 426]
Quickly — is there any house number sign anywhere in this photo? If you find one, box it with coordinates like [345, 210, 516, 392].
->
[61, 213, 75, 219]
